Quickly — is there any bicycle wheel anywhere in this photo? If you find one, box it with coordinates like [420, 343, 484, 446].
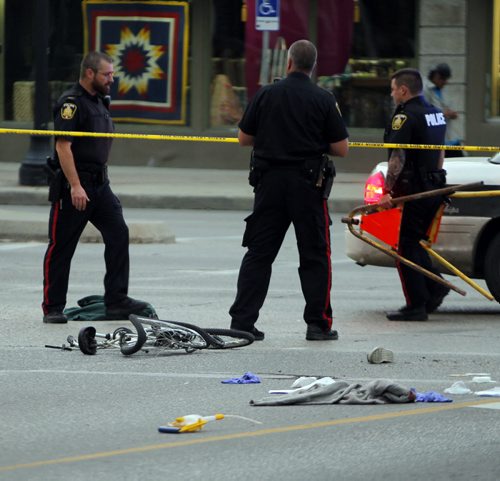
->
[154, 319, 211, 350]
[203, 328, 255, 349]
[159, 319, 213, 347]
[120, 315, 148, 356]
[77, 326, 98, 355]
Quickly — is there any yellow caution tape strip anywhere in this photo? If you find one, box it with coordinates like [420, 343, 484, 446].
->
[0, 128, 238, 144]
[0, 127, 499, 152]
[349, 141, 500, 152]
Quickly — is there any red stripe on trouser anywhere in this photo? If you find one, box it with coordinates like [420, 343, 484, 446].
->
[321, 199, 332, 328]
[43, 202, 60, 313]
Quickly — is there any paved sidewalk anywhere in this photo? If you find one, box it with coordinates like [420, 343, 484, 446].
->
[0, 162, 366, 242]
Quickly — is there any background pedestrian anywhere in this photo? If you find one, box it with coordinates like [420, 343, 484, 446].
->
[423, 63, 463, 157]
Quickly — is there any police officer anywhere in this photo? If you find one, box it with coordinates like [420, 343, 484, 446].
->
[42, 51, 147, 323]
[380, 68, 450, 321]
[229, 39, 349, 341]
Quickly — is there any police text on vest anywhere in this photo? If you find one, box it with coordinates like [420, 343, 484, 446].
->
[425, 112, 446, 126]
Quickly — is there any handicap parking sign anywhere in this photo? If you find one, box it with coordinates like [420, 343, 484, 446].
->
[256, 0, 280, 31]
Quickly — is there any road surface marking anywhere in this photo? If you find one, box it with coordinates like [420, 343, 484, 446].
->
[471, 401, 500, 410]
[1, 398, 498, 473]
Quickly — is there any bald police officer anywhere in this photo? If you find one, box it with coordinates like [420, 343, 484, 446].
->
[229, 39, 349, 341]
[380, 68, 450, 321]
[42, 51, 147, 323]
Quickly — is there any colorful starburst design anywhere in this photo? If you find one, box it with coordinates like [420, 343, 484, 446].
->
[106, 26, 165, 96]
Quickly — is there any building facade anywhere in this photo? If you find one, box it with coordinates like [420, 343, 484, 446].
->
[0, 0, 498, 173]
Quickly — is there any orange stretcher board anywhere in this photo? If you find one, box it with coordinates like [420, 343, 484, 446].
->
[360, 202, 445, 250]
[341, 181, 497, 300]
[360, 207, 402, 250]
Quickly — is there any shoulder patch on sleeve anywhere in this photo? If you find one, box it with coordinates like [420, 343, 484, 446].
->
[391, 113, 407, 130]
[61, 102, 77, 120]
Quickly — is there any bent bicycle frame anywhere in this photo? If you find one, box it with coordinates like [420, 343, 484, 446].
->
[342, 182, 500, 301]
[67, 315, 255, 356]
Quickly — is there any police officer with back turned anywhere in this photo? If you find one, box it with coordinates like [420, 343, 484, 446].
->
[380, 68, 450, 321]
[42, 51, 147, 323]
[229, 39, 349, 341]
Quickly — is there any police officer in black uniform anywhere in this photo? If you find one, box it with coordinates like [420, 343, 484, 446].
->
[380, 68, 450, 321]
[229, 40, 349, 341]
[42, 51, 147, 323]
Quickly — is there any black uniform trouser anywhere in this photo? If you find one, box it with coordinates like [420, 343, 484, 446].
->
[397, 195, 445, 308]
[229, 169, 333, 331]
[42, 181, 130, 314]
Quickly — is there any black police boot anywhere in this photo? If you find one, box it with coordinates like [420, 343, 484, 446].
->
[230, 323, 265, 341]
[426, 285, 450, 313]
[248, 327, 265, 341]
[306, 324, 339, 341]
[230, 320, 265, 341]
[386, 305, 428, 321]
[106, 297, 149, 320]
[43, 311, 68, 324]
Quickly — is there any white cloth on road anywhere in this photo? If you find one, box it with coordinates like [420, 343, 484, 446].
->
[250, 378, 415, 406]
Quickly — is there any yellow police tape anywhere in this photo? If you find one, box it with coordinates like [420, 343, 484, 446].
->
[0, 128, 238, 144]
[0, 127, 499, 152]
[350, 142, 499, 152]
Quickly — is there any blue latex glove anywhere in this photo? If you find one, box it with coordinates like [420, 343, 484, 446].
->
[221, 372, 261, 384]
[411, 388, 452, 402]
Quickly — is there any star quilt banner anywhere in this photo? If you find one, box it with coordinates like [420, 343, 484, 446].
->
[83, 0, 189, 124]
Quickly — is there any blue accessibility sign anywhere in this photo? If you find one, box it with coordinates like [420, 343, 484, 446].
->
[255, 0, 280, 31]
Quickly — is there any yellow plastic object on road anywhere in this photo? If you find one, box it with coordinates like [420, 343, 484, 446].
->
[158, 414, 225, 434]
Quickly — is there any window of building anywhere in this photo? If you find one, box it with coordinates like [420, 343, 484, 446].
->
[325, 0, 416, 128]
[3, 0, 416, 130]
[4, 0, 84, 122]
[3, 0, 193, 127]
[210, 0, 416, 129]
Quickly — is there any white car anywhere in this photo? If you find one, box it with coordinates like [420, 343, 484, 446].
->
[344, 152, 500, 303]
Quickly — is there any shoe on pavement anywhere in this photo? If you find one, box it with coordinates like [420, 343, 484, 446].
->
[249, 327, 265, 341]
[426, 285, 450, 313]
[106, 297, 149, 319]
[367, 347, 394, 364]
[306, 325, 339, 341]
[230, 324, 265, 341]
[43, 311, 68, 324]
[386, 306, 428, 321]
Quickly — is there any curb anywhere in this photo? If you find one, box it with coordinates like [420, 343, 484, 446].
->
[0, 190, 363, 213]
[0, 208, 175, 244]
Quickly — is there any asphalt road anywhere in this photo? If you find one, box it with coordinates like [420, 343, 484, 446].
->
[1, 208, 500, 481]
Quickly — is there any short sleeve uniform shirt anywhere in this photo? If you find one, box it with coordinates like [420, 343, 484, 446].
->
[384, 96, 446, 170]
[384, 95, 446, 194]
[239, 72, 348, 165]
[54, 83, 114, 168]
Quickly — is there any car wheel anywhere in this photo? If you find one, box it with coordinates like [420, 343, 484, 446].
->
[484, 233, 500, 303]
